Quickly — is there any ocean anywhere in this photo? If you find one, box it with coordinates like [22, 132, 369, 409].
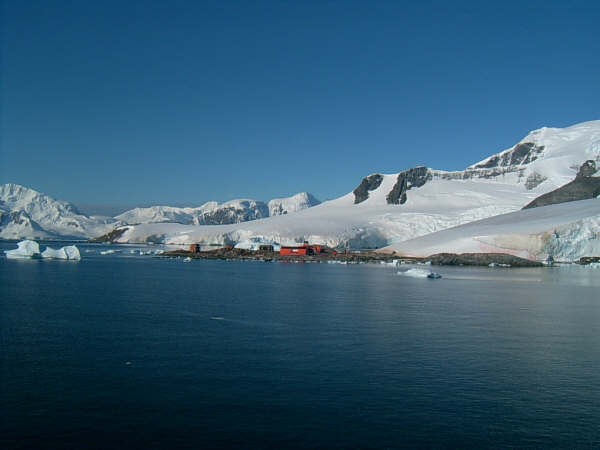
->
[2, 242, 600, 448]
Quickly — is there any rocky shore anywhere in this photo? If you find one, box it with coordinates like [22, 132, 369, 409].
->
[160, 247, 544, 267]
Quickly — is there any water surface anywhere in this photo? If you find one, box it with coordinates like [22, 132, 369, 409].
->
[2, 243, 600, 448]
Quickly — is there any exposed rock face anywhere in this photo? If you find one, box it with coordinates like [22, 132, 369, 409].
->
[473, 142, 545, 169]
[426, 252, 543, 267]
[196, 202, 269, 225]
[353, 174, 383, 204]
[577, 160, 597, 178]
[89, 227, 129, 243]
[524, 172, 547, 190]
[523, 160, 600, 209]
[386, 166, 431, 205]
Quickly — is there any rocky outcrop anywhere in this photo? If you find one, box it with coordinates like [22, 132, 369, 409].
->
[89, 227, 129, 243]
[197, 202, 269, 225]
[473, 142, 545, 169]
[523, 160, 600, 209]
[579, 256, 600, 265]
[353, 174, 383, 204]
[386, 166, 431, 205]
[426, 252, 543, 267]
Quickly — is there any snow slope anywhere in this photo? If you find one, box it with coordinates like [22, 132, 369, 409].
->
[112, 120, 600, 251]
[379, 198, 600, 261]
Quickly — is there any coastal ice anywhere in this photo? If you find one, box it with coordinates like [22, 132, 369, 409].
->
[41, 245, 81, 260]
[4, 240, 41, 259]
[399, 268, 442, 279]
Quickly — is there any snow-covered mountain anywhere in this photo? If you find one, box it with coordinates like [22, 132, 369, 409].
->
[0, 184, 116, 239]
[114, 192, 320, 226]
[0, 185, 320, 239]
[3, 120, 599, 260]
[108, 120, 600, 260]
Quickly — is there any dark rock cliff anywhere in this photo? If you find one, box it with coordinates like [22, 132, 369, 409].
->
[473, 142, 545, 169]
[353, 174, 384, 204]
[523, 160, 600, 209]
[386, 166, 432, 205]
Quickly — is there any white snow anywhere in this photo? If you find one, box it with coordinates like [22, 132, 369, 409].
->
[5, 240, 41, 259]
[268, 192, 320, 216]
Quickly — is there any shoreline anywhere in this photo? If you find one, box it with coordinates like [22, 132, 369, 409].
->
[159, 248, 545, 267]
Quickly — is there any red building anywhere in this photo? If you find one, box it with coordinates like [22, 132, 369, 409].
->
[279, 243, 326, 256]
[280, 246, 311, 256]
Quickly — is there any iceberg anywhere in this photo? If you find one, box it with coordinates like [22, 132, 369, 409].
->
[41, 245, 81, 260]
[5, 240, 41, 259]
[399, 268, 442, 279]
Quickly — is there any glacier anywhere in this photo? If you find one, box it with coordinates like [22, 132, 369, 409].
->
[380, 198, 600, 261]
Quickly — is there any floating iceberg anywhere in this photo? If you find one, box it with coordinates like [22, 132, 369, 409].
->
[399, 268, 442, 279]
[42, 245, 81, 260]
[5, 240, 41, 259]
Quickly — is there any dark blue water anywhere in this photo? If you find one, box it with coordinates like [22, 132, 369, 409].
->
[2, 244, 600, 448]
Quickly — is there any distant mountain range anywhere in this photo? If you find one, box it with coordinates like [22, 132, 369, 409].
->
[2, 120, 599, 260]
[0, 184, 320, 240]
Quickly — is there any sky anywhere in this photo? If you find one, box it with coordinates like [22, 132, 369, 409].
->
[2, 0, 600, 214]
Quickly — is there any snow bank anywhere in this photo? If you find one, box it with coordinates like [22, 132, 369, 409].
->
[5, 240, 41, 259]
[41, 245, 81, 260]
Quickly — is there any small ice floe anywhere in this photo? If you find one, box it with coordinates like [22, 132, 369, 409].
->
[586, 262, 600, 269]
[399, 268, 442, 279]
[100, 249, 118, 255]
[183, 257, 192, 262]
[380, 259, 399, 267]
[42, 245, 81, 260]
[5, 240, 41, 259]
[488, 262, 511, 268]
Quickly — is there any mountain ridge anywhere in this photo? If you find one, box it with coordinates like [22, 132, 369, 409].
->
[2, 119, 600, 261]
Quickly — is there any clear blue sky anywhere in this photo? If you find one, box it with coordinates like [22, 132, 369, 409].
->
[2, 0, 600, 213]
